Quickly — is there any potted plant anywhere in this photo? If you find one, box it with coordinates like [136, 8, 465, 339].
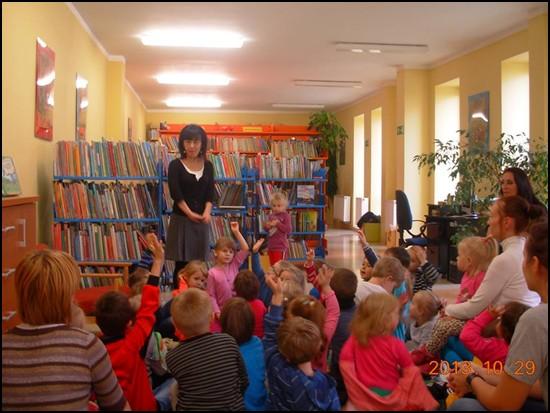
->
[413, 131, 548, 242]
[308, 110, 349, 199]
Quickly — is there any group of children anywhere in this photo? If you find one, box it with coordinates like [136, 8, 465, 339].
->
[4, 190, 546, 411]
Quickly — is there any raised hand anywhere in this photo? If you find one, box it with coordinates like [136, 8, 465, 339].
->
[145, 233, 164, 261]
[252, 238, 265, 254]
[266, 271, 283, 295]
[305, 248, 315, 264]
[356, 228, 368, 247]
[317, 264, 334, 293]
[230, 221, 240, 233]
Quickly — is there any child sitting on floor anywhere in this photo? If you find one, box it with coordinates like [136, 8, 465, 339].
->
[167, 289, 249, 410]
[459, 302, 530, 365]
[285, 264, 340, 373]
[339, 293, 438, 410]
[95, 233, 173, 411]
[263, 272, 340, 411]
[406, 290, 443, 350]
[234, 270, 267, 338]
[419, 236, 498, 363]
[220, 297, 267, 411]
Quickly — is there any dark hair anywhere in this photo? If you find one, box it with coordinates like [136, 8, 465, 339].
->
[497, 196, 545, 234]
[330, 268, 358, 309]
[95, 291, 134, 337]
[220, 297, 254, 345]
[525, 219, 548, 270]
[500, 301, 530, 344]
[234, 270, 260, 301]
[178, 124, 208, 158]
[500, 167, 545, 209]
[385, 247, 411, 269]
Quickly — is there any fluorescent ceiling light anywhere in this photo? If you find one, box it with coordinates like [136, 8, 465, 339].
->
[156, 72, 231, 86]
[165, 95, 222, 108]
[294, 79, 362, 88]
[335, 42, 429, 54]
[37, 37, 47, 48]
[37, 71, 56, 86]
[139, 29, 245, 48]
[272, 103, 325, 109]
[76, 76, 88, 89]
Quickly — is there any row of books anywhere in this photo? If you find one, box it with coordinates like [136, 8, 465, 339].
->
[208, 215, 254, 242]
[52, 222, 146, 262]
[159, 135, 312, 155]
[270, 141, 318, 158]
[256, 155, 324, 179]
[257, 210, 319, 232]
[287, 239, 308, 259]
[79, 267, 126, 289]
[214, 183, 245, 207]
[256, 182, 298, 205]
[53, 182, 158, 219]
[208, 153, 256, 179]
[54, 141, 161, 177]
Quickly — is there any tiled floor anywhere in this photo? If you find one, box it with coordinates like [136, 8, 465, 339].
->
[323, 229, 459, 303]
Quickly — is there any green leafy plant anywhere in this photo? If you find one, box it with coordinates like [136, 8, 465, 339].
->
[414, 131, 548, 244]
[308, 110, 349, 198]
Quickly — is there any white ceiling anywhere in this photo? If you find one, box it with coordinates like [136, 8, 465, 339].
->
[71, 2, 547, 112]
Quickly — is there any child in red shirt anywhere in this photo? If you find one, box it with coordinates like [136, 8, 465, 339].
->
[95, 233, 171, 411]
[234, 270, 267, 338]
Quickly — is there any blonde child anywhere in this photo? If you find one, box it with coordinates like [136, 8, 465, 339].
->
[206, 221, 250, 317]
[167, 289, 248, 410]
[355, 256, 406, 303]
[406, 291, 443, 350]
[422, 236, 498, 359]
[339, 293, 437, 410]
[263, 191, 292, 265]
[155, 260, 208, 339]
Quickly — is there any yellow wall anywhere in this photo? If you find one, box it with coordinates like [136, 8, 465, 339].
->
[124, 81, 146, 141]
[146, 111, 312, 129]
[335, 86, 396, 234]
[335, 14, 547, 238]
[2, 2, 109, 243]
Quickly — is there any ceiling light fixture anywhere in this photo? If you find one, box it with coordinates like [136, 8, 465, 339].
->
[272, 103, 325, 109]
[156, 72, 231, 86]
[294, 79, 362, 88]
[139, 29, 245, 48]
[335, 42, 428, 54]
[165, 95, 222, 108]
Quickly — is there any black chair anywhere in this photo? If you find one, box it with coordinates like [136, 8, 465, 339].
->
[395, 190, 428, 247]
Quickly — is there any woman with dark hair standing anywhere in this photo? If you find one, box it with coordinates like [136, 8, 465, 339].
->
[166, 124, 214, 289]
[500, 167, 546, 211]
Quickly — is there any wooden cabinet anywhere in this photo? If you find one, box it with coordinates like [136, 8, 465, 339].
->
[2, 196, 38, 332]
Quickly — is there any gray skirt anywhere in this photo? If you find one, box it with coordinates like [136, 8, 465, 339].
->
[165, 213, 210, 262]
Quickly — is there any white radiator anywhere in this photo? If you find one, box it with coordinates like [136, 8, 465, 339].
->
[333, 195, 351, 222]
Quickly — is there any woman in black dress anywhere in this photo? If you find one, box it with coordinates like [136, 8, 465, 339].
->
[166, 124, 214, 289]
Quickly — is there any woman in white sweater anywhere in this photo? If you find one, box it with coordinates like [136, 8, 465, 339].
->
[445, 196, 542, 320]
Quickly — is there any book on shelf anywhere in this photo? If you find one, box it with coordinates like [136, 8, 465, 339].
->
[214, 183, 245, 208]
[256, 155, 324, 179]
[270, 140, 318, 158]
[296, 184, 315, 204]
[287, 239, 308, 259]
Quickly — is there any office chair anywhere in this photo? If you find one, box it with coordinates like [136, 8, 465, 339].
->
[395, 190, 428, 247]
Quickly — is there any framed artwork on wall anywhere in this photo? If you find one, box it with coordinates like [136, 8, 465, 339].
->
[2, 156, 21, 197]
[468, 91, 490, 150]
[75, 74, 88, 140]
[35, 37, 55, 141]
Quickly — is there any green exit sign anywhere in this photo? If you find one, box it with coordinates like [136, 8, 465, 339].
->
[397, 125, 404, 135]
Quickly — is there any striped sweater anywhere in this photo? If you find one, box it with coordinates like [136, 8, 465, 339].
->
[2, 324, 126, 411]
[413, 262, 443, 293]
[166, 332, 248, 411]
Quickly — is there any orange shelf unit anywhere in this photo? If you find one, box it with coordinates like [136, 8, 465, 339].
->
[159, 124, 319, 137]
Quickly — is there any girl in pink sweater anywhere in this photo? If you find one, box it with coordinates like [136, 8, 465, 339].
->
[459, 302, 529, 365]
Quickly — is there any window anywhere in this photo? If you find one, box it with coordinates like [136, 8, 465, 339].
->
[370, 108, 382, 216]
[502, 52, 529, 150]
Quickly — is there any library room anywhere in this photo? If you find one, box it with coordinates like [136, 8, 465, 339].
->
[2, 2, 548, 411]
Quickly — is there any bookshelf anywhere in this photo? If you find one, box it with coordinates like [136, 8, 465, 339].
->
[159, 124, 328, 261]
[52, 141, 168, 288]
